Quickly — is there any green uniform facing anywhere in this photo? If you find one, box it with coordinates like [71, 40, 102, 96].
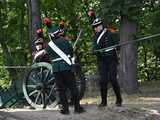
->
[44, 17, 85, 114]
[47, 36, 73, 72]
[91, 18, 122, 107]
[92, 29, 119, 59]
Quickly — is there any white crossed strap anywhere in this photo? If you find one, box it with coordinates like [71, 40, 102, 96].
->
[34, 49, 46, 60]
[48, 39, 72, 66]
[97, 28, 107, 44]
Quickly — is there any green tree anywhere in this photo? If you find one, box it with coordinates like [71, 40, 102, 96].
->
[0, 0, 29, 88]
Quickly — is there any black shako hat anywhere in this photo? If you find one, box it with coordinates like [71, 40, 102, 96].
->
[92, 18, 102, 28]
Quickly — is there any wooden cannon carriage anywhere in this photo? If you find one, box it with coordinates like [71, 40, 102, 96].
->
[23, 61, 86, 109]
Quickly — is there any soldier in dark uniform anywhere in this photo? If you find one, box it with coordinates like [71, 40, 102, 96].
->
[91, 18, 122, 107]
[44, 18, 85, 114]
[32, 28, 50, 63]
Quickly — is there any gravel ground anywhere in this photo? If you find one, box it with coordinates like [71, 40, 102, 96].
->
[1, 82, 160, 120]
[1, 102, 160, 120]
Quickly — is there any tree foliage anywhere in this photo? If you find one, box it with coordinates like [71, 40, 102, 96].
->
[0, 0, 29, 87]
[0, 0, 160, 90]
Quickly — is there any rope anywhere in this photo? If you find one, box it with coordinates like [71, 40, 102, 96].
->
[93, 33, 160, 53]
[0, 66, 31, 69]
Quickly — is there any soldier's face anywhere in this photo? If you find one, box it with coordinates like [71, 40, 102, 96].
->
[36, 44, 43, 51]
[94, 24, 103, 33]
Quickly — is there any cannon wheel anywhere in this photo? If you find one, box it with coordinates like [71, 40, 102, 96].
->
[23, 62, 57, 109]
[23, 62, 86, 109]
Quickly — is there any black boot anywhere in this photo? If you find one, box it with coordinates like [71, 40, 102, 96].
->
[59, 104, 69, 115]
[98, 102, 107, 107]
[115, 92, 122, 107]
[115, 97, 122, 107]
[74, 100, 85, 113]
[112, 81, 123, 107]
[98, 88, 107, 107]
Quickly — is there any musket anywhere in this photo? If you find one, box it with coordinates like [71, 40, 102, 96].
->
[90, 33, 160, 54]
[73, 28, 83, 49]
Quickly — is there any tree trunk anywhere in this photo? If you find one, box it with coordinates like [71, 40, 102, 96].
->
[27, 0, 41, 60]
[119, 16, 139, 94]
[18, 1, 26, 65]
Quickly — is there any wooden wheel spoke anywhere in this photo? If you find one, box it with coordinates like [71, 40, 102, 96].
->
[29, 90, 38, 97]
[47, 84, 55, 88]
[48, 97, 54, 104]
[44, 84, 56, 102]
[28, 75, 37, 84]
[41, 92, 45, 106]
[35, 92, 41, 104]
[42, 92, 47, 108]
[46, 77, 55, 85]
[44, 70, 51, 81]
[47, 84, 56, 98]
[40, 67, 44, 81]
[48, 99, 52, 104]
[44, 93, 50, 105]
[46, 91, 56, 104]
[33, 68, 43, 82]
[26, 85, 36, 89]
[42, 91, 55, 106]
[31, 70, 41, 82]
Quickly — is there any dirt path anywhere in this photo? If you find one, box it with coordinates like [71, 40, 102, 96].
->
[1, 82, 160, 120]
[1, 99, 160, 120]
[0, 105, 148, 120]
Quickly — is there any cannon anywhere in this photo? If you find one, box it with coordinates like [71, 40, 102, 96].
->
[22, 61, 86, 109]
[22, 26, 87, 109]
